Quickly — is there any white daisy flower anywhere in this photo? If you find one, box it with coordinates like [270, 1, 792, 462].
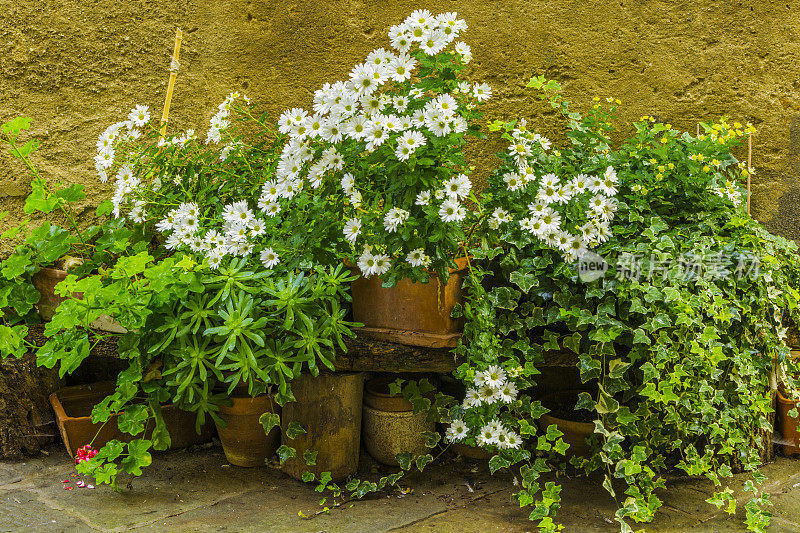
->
[444, 174, 471, 199]
[472, 83, 492, 102]
[406, 248, 430, 267]
[128, 105, 150, 127]
[439, 198, 466, 223]
[463, 387, 483, 408]
[446, 419, 468, 443]
[415, 190, 432, 206]
[383, 207, 410, 233]
[260, 248, 280, 269]
[343, 218, 362, 244]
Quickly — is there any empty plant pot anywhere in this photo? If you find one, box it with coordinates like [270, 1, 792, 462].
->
[350, 257, 468, 348]
[50, 382, 215, 459]
[281, 372, 365, 482]
[362, 375, 435, 466]
[215, 395, 281, 467]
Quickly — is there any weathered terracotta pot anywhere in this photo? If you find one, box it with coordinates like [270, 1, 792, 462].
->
[281, 372, 365, 482]
[450, 442, 493, 460]
[50, 382, 215, 459]
[350, 256, 469, 348]
[31, 267, 127, 332]
[361, 376, 435, 466]
[536, 390, 595, 458]
[31, 267, 74, 321]
[215, 395, 281, 467]
[776, 389, 800, 456]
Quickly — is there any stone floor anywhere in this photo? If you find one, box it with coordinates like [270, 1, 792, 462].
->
[2, 443, 800, 532]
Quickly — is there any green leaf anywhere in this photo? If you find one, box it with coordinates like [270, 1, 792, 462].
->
[415, 453, 434, 471]
[55, 183, 86, 203]
[552, 439, 570, 455]
[117, 404, 149, 436]
[120, 439, 152, 476]
[510, 270, 538, 293]
[2, 117, 32, 136]
[422, 431, 441, 448]
[489, 454, 511, 473]
[96, 200, 114, 217]
[303, 449, 318, 466]
[545, 424, 564, 441]
[260, 412, 280, 434]
[396, 452, 414, 470]
[488, 286, 520, 311]
[286, 422, 307, 440]
[301, 471, 316, 482]
[276, 445, 296, 465]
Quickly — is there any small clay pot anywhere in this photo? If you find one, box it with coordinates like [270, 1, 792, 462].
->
[215, 395, 280, 467]
[776, 389, 800, 456]
[361, 375, 436, 466]
[536, 390, 595, 458]
[31, 267, 74, 321]
[450, 442, 493, 461]
[350, 257, 469, 348]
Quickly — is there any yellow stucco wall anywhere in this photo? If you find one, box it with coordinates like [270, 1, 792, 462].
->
[2, 1, 799, 252]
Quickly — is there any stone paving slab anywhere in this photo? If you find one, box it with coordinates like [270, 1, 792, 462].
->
[2, 443, 800, 532]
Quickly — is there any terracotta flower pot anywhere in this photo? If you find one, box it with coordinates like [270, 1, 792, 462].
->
[49, 382, 215, 459]
[31, 267, 74, 321]
[215, 395, 281, 467]
[31, 267, 127, 332]
[776, 389, 800, 456]
[361, 376, 435, 466]
[350, 256, 469, 348]
[281, 372, 365, 482]
[536, 390, 595, 458]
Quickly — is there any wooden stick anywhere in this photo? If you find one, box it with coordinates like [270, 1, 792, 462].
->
[747, 132, 752, 215]
[159, 28, 183, 139]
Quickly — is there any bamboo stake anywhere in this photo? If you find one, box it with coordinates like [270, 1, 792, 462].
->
[159, 28, 183, 139]
[747, 132, 752, 215]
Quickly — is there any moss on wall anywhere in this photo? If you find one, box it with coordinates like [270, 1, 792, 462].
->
[2, 1, 800, 255]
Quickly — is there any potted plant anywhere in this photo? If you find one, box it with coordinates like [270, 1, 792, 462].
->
[23, 94, 363, 484]
[271, 10, 488, 347]
[0, 117, 139, 357]
[451, 79, 800, 532]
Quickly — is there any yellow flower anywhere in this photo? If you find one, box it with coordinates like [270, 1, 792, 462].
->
[667, 163, 675, 170]
[649, 158, 658, 164]
[697, 154, 705, 162]
[703, 165, 711, 173]
[660, 137, 668, 144]
[656, 173, 664, 179]
[658, 165, 665, 173]
[665, 123, 672, 130]
[593, 96, 600, 102]
[711, 159, 720, 166]
[615, 99, 621, 105]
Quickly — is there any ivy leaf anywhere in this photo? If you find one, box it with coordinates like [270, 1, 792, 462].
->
[96, 200, 114, 217]
[260, 412, 280, 434]
[396, 452, 414, 470]
[415, 454, 434, 471]
[545, 424, 564, 441]
[576, 391, 596, 411]
[302, 471, 316, 482]
[345, 478, 360, 491]
[54, 183, 86, 203]
[286, 422, 307, 440]
[596, 386, 620, 414]
[562, 332, 581, 354]
[489, 453, 511, 473]
[700, 326, 719, 344]
[552, 439, 570, 456]
[276, 445, 296, 465]
[422, 431, 441, 448]
[510, 270, 538, 293]
[120, 439, 152, 476]
[303, 449, 318, 466]
[608, 359, 632, 379]
[488, 286, 520, 311]
[633, 329, 651, 345]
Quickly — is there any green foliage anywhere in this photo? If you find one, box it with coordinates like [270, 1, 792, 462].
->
[454, 79, 800, 532]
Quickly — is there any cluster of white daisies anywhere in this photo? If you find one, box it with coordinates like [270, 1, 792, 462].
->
[271, 10, 488, 273]
[446, 365, 522, 449]
[491, 123, 619, 262]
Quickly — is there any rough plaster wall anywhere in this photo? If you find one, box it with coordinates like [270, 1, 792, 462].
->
[2, 1, 799, 256]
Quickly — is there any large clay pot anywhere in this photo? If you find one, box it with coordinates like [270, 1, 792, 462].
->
[776, 389, 800, 456]
[362, 375, 435, 466]
[50, 382, 215, 459]
[536, 390, 595, 458]
[281, 372, 365, 482]
[350, 257, 468, 348]
[215, 395, 281, 467]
